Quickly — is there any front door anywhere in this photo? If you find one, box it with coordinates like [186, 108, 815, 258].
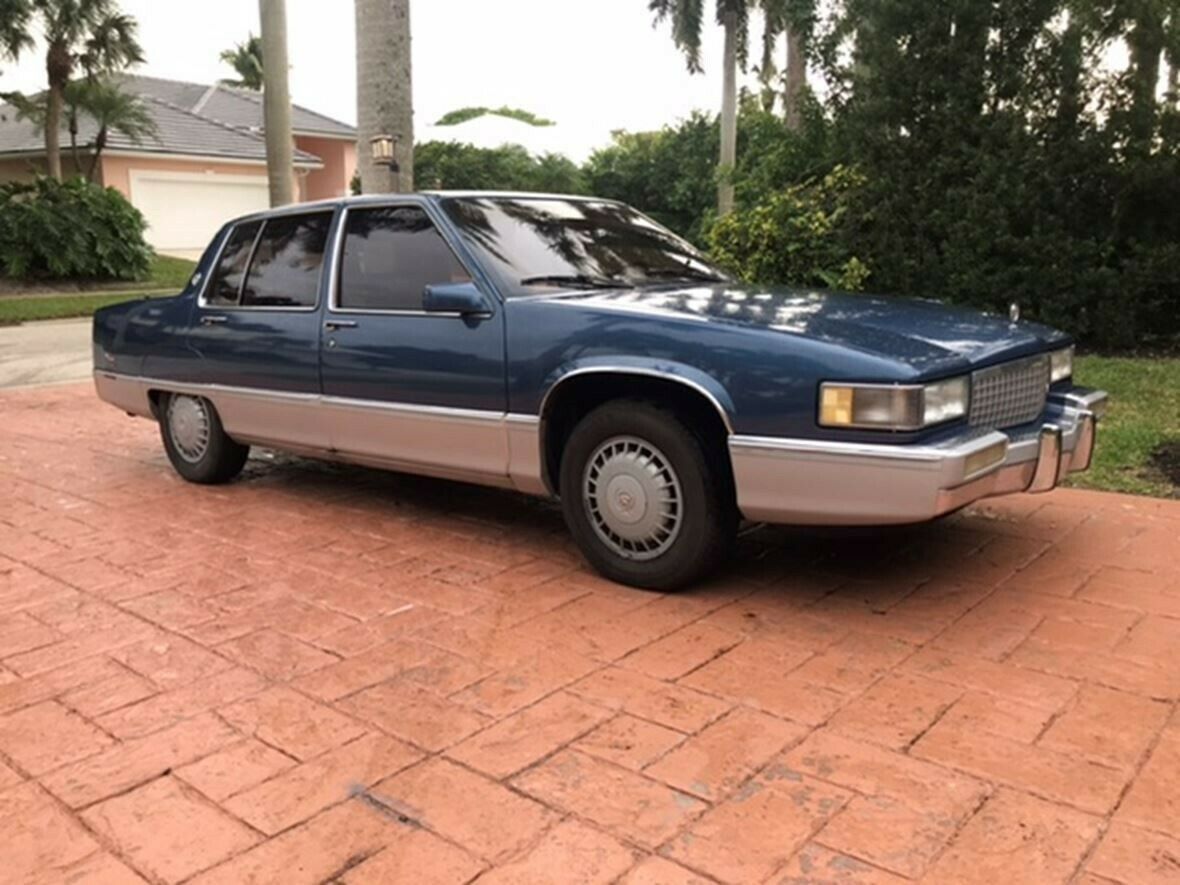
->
[318, 202, 509, 481]
[186, 210, 335, 450]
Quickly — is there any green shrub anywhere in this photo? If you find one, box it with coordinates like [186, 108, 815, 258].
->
[707, 166, 872, 291]
[583, 114, 718, 242]
[584, 100, 833, 245]
[414, 141, 585, 195]
[0, 177, 152, 281]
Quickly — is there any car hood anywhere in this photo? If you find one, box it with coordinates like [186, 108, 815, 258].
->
[549, 284, 1067, 373]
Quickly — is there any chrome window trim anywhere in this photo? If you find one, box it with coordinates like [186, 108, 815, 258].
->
[197, 211, 334, 314]
[326, 200, 493, 318]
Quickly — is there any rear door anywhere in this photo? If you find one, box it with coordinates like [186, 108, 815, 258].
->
[318, 201, 508, 481]
[187, 210, 335, 449]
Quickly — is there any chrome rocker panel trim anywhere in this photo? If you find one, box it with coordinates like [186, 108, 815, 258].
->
[93, 370, 544, 494]
[730, 393, 1105, 526]
[97, 370, 1107, 528]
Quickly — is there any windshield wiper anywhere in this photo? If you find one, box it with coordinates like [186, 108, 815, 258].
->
[519, 274, 630, 290]
[637, 268, 729, 284]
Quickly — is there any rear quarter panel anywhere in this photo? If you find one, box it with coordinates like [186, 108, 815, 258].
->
[93, 227, 229, 380]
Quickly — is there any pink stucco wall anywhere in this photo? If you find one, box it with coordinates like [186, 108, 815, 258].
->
[2, 138, 355, 204]
[98, 154, 279, 197]
[0, 155, 93, 184]
[296, 136, 356, 201]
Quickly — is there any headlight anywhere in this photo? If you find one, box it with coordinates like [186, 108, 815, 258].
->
[1049, 346, 1074, 383]
[820, 376, 970, 431]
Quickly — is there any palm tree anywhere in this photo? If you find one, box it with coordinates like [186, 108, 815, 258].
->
[4, 77, 157, 180]
[650, 0, 750, 215]
[220, 33, 264, 91]
[759, 0, 811, 130]
[355, 0, 414, 193]
[69, 78, 156, 179]
[0, 1, 143, 181]
[259, 0, 294, 206]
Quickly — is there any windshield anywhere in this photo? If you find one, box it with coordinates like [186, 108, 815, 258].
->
[439, 196, 729, 297]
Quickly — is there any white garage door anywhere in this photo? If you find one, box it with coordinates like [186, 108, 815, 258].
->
[129, 170, 270, 258]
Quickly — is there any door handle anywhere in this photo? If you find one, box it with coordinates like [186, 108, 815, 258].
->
[199, 314, 228, 326]
[324, 320, 358, 331]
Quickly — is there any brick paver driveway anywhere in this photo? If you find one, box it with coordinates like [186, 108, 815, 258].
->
[1, 382, 1177, 884]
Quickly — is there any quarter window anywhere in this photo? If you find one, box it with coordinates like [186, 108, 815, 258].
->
[206, 221, 261, 306]
[338, 206, 471, 311]
[242, 213, 332, 308]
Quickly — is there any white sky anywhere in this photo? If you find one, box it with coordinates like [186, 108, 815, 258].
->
[0, 0, 777, 158]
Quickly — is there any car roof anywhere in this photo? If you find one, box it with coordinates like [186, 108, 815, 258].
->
[227, 190, 621, 225]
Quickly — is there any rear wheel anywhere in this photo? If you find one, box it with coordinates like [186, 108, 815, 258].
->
[559, 400, 737, 591]
[159, 393, 249, 484]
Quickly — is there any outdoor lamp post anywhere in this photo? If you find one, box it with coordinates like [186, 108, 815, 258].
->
[369, 134, 400, 192]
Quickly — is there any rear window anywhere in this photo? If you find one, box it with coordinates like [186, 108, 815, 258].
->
[241, 213, 333, 308]
[206, 221, 261, 306]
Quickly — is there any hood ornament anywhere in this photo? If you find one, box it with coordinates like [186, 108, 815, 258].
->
[1009, 302, 1021, 323]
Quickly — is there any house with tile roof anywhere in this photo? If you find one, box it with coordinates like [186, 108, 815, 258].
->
[0, 74, 357, 257]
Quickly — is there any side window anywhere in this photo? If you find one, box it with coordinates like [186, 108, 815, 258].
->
[338, 206, 471, 311]
[241, 213, 332, 308]
[206, 221, 261, 306]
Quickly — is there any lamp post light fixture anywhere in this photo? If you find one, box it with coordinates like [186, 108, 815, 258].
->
[369, 134, 400, 191]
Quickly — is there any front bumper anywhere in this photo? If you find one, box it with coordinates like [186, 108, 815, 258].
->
[729, 387, 1107, 526]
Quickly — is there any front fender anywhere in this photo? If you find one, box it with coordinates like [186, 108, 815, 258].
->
[538, 357, 737, 432]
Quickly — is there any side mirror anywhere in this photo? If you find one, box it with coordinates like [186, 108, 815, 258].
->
[422, 281, 492, 316]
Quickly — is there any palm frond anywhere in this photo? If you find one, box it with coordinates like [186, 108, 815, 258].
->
[0, 88, 46, 125]
[0, 0, 34, 60]
[220, 33, 264, 91]
[650, 0, 707, 73]
[80, 12, 144, 75]
[69, 77, 158, 145]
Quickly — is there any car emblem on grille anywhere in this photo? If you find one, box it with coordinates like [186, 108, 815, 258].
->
[1009, 302, 1021, 323]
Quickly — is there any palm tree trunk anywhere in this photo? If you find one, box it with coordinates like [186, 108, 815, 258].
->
[69, 125, 82, 177]
[1127, 6, 1164, 156]
[43, 42, 69, 181]
[783, 28, 807, 131]
[259, 0, 295, 206]
[718, 9, 738, 216]
[87, 128, 107, 182]
[356, 0, 414, 193]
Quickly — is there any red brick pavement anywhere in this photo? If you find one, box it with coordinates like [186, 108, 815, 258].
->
[0, 382, 1177, 884]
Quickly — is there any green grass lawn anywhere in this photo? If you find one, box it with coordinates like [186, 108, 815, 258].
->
[1069, 355, 1180, 498]
[0, 255, 196, 325]
[0, 290, 176, 324]
[145, 254, 199, 291]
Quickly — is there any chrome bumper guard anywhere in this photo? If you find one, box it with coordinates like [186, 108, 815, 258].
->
[729, 387, 1107, 526]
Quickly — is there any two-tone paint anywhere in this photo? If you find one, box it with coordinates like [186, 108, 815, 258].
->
[94, 192, 1105, 525]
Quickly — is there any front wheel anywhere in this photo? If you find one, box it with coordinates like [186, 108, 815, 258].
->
[159, 393, 249, 484]
[559, 400, 737, 591]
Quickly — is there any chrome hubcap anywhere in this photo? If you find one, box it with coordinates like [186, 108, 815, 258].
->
[167, 395, 211, 463]
[583, 436, 682, 561]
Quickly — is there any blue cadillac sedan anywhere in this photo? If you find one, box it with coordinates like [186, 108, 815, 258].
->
[93, 192, 1107, 589]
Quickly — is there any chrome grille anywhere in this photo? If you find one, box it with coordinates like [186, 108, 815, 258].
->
[969, 354, 1051, 429]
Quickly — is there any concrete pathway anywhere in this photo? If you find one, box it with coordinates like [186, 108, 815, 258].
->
[0, 382, 1177, 884]
[0, 319, 92, 389]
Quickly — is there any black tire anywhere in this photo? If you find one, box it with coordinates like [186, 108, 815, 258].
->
[159, 393, 249, 484]
[559, 399, 737, 591]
